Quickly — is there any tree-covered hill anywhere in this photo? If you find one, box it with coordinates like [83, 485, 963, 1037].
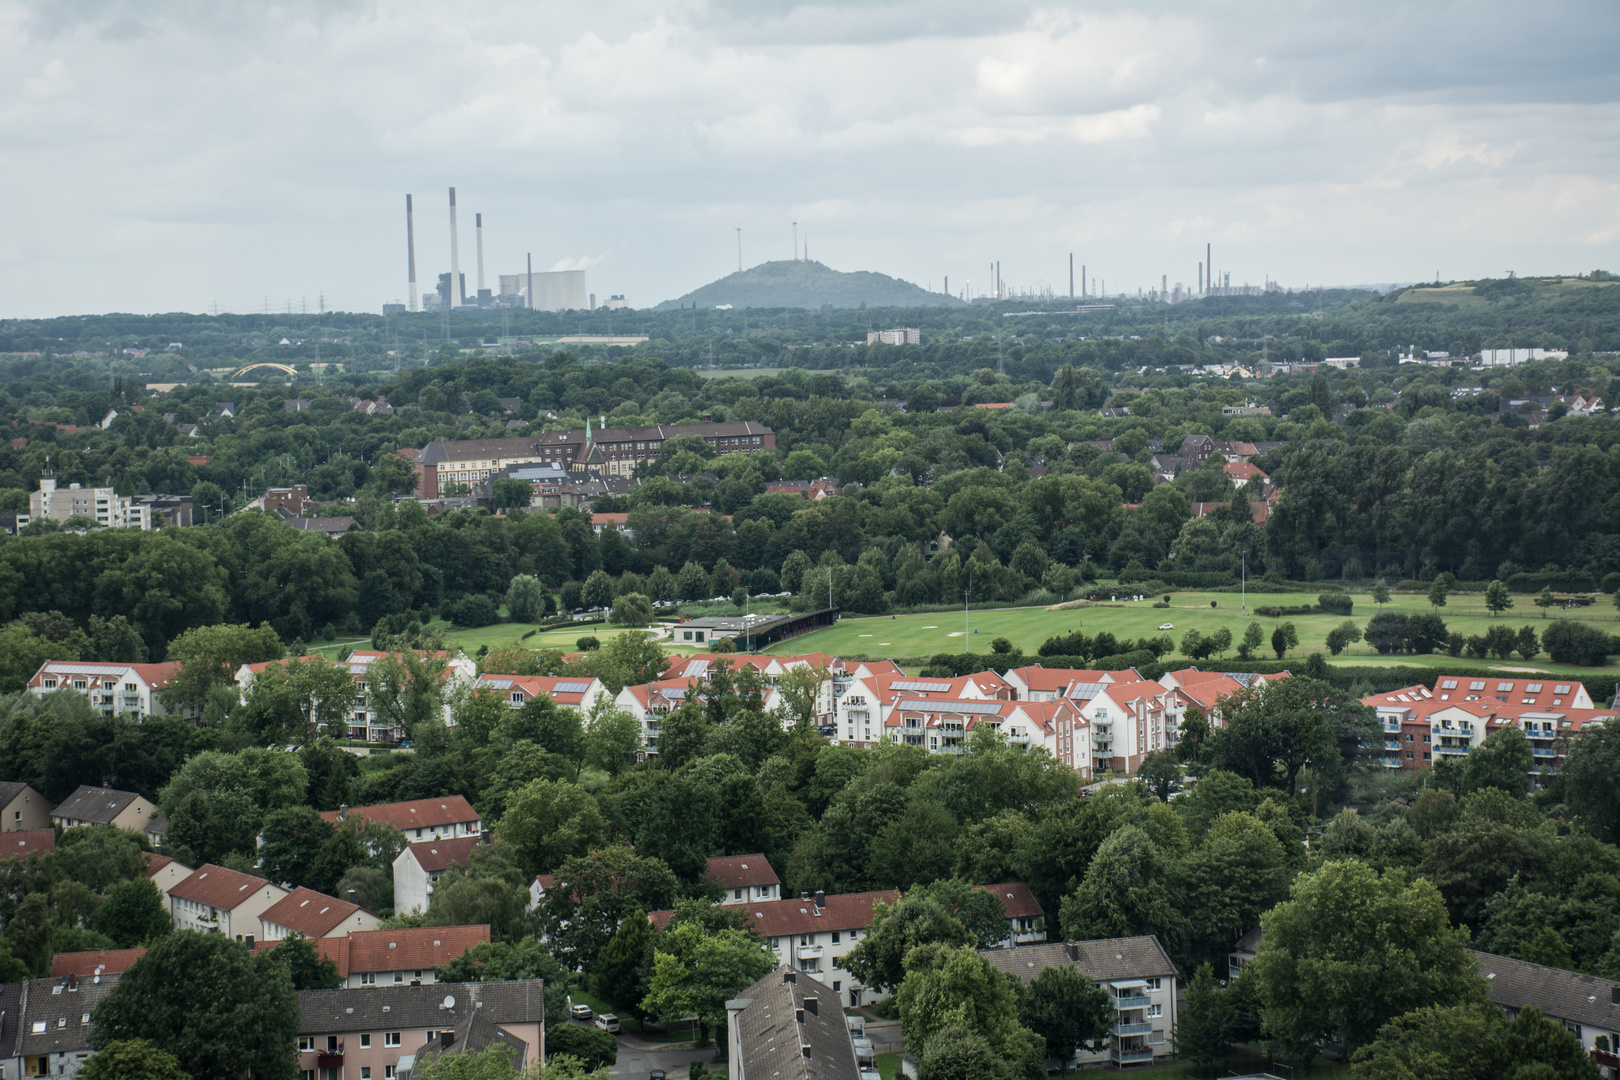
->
[656, 259, 963, 310]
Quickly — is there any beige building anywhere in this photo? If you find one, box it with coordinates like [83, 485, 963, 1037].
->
[258, 886, 382, 941]
[167, 863, 289, 938]
[50, 786, 164, 844]
[0, 781, 50, 832]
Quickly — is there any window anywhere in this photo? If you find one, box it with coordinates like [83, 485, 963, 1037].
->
[1145, 978, 1161, 991]
[385, 1070, 397, 1080]
[733, 889, 743, 900]
[327, 1036, 338, 1052]
[385, 1032, 401, 1047]
[359, 1034, 371, 1048]
[298, 1037, 314, 1051]
[360, 972, 376, 985]
[303, 1072, 316, 1080]
[833, 981, 841, 991]
[362, 1071, 372, 1080]
[394, 972, 405, 983]
[32, 1021, 45, 1034]
[831, 931, 841, 944]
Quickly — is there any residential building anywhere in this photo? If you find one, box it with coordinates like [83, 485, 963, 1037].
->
[168, 863, 289, 938]
[340, 925, 492, 989]
[50, 785, 164, 844]
[259, 886, 382, 941]
[1363, 680, 1613, 774]
[706, 854, 783, 905]
[1075, 679, 1172, 773]
[28, 661, 187, 721]
[394, 836, 484, 916]
[323, 797, 483, 843]
[653, 890, 895, 1007]
[727, 969, 862, 1080]
[414, 421, 775, 495]
[982, 884, 1047, 947]
[28, 470, 157, 530]
[282, 514, 359, 539]
[0, 781, 50, 832]
[1478, 348, 1569, 366]
[4, 829, 55, 860]
[866, 328, 920, 346]
[144, 853, 196, 896]
[472, 674, 606, 714]
[1470, 950, 1620, 1059]
[296, 980, 544, 1080]
[1228, 927, 1263, 980]
[238, 651, 477, 743]
[1001, 666, 1130, 703]
[0, 974, 119, 1079]
[980, 937, 1178, 1067]
[50, 950, 148, 979]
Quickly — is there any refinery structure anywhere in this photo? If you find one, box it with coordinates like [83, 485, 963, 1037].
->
[385, 187, 594, 315]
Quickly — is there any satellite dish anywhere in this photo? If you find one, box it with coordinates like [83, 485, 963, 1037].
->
[443, 995, 456, 1010]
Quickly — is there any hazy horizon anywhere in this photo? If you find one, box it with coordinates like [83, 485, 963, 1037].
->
[1, 0, 1617, 318]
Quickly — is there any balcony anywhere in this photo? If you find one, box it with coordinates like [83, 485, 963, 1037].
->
[1532, 748, 1557, 758]
[1384, 740, 1401, 751]
[1114, 995, 1151, 1008]
[1111, 1049, 1154, 1064]
[1113, 1022, 1153, 1036]
[797, 945, 824, 959]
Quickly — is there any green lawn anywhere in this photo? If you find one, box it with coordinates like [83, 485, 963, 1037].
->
[565, 988, 695, 1043]
[1146, 1048, 1351, 1078]
[762, 588, 1620, 676]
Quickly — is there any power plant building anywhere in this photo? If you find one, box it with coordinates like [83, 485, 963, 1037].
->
[499, 270, 588, 312]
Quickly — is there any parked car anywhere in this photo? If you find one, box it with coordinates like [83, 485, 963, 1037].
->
[650, 1071, 668, 1080]
[1158, 622, 1174, 630]
[595, 1013, 621, 1033]
[570, 1003, 593, 1021]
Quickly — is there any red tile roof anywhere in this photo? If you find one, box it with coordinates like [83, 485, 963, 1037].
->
[169, 863, 284, 910]
[650, 890, 898, 936]
[252, 933, 350, 977]
[319, 796, 480, 832]
[403, 836, 483, 873]
[981, 883, 1043, 919]
[259, 886, 368, 938]
[704, 855, 781, 890]
[4, 829, 55, 859]
[50, 949, 147, 978]
[346, 924, 490, 973]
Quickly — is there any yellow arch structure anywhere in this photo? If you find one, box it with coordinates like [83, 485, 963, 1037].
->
[232, 362, 299, 378]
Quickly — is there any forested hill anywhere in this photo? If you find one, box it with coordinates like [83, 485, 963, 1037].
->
[656, 260, 962, 310]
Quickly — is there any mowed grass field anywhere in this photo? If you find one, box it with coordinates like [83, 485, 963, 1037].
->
[762, 588, 1620, 676]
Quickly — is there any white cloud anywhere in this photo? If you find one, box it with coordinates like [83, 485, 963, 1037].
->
[0, 0, 1615, 314]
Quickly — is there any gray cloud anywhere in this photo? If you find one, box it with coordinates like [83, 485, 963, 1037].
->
[1, 0, 1616, 316]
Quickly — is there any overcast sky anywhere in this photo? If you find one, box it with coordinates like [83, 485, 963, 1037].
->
[2, 0, 1618, 317]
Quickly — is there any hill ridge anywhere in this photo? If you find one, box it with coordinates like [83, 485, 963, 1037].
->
[657, 259, 963, 310]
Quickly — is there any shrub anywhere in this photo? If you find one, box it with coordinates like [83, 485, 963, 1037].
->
[1542, 620, 1615, 666]
[547, 1025, 618, 1068]
[1317, 592, 1354, 616]
[444, 593, 499, 627]
[576, 636, 601, 652]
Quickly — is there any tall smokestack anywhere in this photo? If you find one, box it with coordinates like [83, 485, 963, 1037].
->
[475, 212, 486, 295]
[1206, 243, 1211, 296]
[1081, 264, 1086, 299]
[406, 195, 418, 312]
[449, 187, 462, 306]
[1069, 254, 1074, 300]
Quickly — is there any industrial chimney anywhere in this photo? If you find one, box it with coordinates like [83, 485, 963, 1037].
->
[449, 187, 463, 306]
[406, 195, 419, 313]
[475, 212, 487, 305]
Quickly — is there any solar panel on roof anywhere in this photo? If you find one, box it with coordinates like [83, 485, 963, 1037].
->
[1497, 682, 1514, 692]
[895, 699, 1004, 714]
[1065, 682, 1107, 698]
[482, 679, 514, 689]
[552, 681, 592, 693]
[891, 680, 954, 692]
[42, 663, 130, 675]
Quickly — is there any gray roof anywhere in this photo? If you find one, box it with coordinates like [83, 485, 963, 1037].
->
[1470, 950, 1620, 1032]
[979, 937, 1176, 986]
[15, 974, 120, 1057]
[0, 780, 39, 806]
[0, 980, 23, 1057]
[297, 980, 544, 1036]
[1235, 927, 1264, 953]
[51, 785, 143, 825]
[729, 968, 859, 1080]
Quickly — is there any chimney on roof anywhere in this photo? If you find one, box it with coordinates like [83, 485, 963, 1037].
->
[347, 890, 357, 904]
[338, 804, 348, 821]
[815, 890, 825, 909]
[1064, 943, 1080, 962]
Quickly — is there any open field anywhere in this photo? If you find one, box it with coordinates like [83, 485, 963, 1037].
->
[692, 366, 788, 379]
[762, 589, 1620, 676]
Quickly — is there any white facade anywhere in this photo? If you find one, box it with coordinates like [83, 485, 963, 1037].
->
[28, 475, 155, 530]
[498, 269, 588, 311]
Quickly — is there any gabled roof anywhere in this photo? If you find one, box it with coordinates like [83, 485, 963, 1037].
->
[402, 836, 483, 873]
[260, 886, 369, 938]
[5, 828, 55, 859]
[51, 948, 148, 977]
[346, 924, 491, 974]
[15, 975, 118, 1057]
[0, 780, 41, 805]
[982, 883, 1044, 919]
[731, 969, 860, 1080]
[1470, 950, 1620, 1032]
[169, 863, 284, 911]
[296, 978, 544, 1036]
[320, 795, 480, 831]
[705, 854, 781, 890]
[1432, 677, 1593, 709]
[1003, 666, 1120, 694]
[473, 673, 601, 707]
[50, 785, 147, 824]
[979, 936, 1176, 984]
[650, 890, 897, 936]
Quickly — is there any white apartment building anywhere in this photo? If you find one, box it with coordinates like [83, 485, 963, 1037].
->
[982, 937, 1179, 1068]
[167, 863, 288, 938]
[235, 649, 477, 743]
[393, 835, 483, 916]
[28, 661, 188, 721]
[1076, 679, 1172, 773]
[472, 673, 606, 714]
